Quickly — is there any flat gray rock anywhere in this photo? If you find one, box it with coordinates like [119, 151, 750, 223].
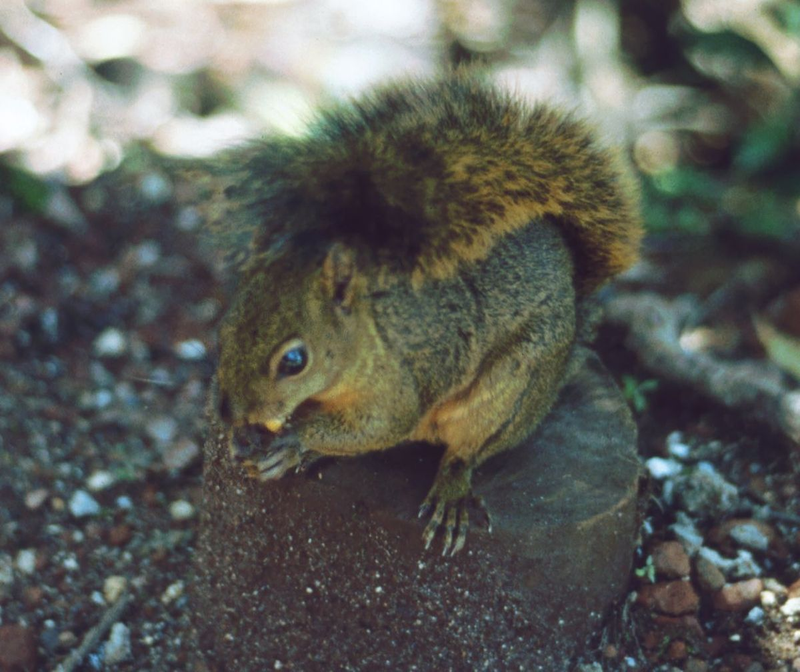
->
[193, 353, 640, 671]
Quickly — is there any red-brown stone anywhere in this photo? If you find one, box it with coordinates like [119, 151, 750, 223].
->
[695, 556, 726, 594]
[712, 579, 763, 612]
[651, 541, 691, 579]
[666, 639, 687, 661]
[637, 580, 700, 615]
[0, 624, 37, 672]
[108, 524, 132, 547]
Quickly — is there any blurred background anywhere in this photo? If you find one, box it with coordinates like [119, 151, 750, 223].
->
[1, 6, 800, 670]
[1, 0, 799, 242]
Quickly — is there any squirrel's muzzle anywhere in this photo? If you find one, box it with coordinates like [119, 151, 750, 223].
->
[229, 423, 273, 461]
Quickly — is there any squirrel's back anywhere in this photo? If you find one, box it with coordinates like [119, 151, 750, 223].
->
[209, 73, 641, 293]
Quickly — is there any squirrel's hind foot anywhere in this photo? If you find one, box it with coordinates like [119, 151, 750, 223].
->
[418, 459, 492, 556]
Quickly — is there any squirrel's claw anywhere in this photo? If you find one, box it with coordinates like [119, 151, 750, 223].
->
[420, 459, 474, 554]
[419, 457, 492, 555]
[421, 499, 445, 551]
[233, 431, 308, 481]
[419, 488, 492, 556]
[254, 444, 301, 480]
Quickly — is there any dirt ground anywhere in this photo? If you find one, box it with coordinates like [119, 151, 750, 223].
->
[1, 161, 799, 671]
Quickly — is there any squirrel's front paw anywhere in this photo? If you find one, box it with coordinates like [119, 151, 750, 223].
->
[249, 433, 307, 480]
[418, 459, 492, 556]
[229, 426, 308, 480]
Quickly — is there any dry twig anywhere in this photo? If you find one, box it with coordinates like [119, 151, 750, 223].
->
[605, 292, 800, 449]
[54, 591, 133, 672]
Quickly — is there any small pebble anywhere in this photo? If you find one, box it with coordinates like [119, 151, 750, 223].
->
[45, 187, 87, 231]
[87, 470, 116, 492]
[781, 597, 800, 618]
[673, 462, 739, 517]
[15, 549, 36, 575]
[104, 576, 127, 604]
[139, 173, 171, 204]
[24, 488, 49, 510]
[108, 525, 132, 547]
[89, 267, 120, 296]
[69, 490, 101, 518]
[169, 500, 195, 521]
[684, 658, 708, 672]
[728, 522, 770, 552]
[760, 590, 777, 608]
[82, 388, 113, 410]
[669, 514, 704, 555]
[651, 541, 690, 579]
[58, 631, 77, 647]
[696, 556, 726, 594]
[698, 546, 761, 579]
[645, 457, 682, 480]
[40, 624, 61, 654]
[161, 438, 200, 472]
[91, 590, 105, 605]
[666, 431, 691, 459]
[22, 586, 44, 608]
[745, 606, 765, 625]
[713, 579, 763, 612]
[133, 240, 161, 266]
[176, 206, 201, 231]
[63, 555, 79, 571]
[103, 622, 131, 664]
[161, 580, 184, 604]
[666, 638, 687, 661]
[637, 580, 700, 615]
[39, 307, 59, 342]
[174, 339, 207, 360]
[93, 328, 127, 357]
[146, 416, 178, 444]
[763, 577, 788, 595]
[116, 496, 133, 510]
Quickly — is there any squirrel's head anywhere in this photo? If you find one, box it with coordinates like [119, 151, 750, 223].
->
[215, 241, 363, 432]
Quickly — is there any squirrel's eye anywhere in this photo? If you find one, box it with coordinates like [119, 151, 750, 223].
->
[277, 345, 308, 377]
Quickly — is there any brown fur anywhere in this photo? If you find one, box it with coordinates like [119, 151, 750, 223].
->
[205, 72, 640, 294]
[208, 73, 643, 553]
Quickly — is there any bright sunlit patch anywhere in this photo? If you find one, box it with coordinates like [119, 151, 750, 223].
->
[574, 0, 619, 60]
[323, 0, 434, 37]
[679, 326, 739, 354]
[634, 130, 679, 176]
[152, 113, 256, 157]
[76, 14, 145, 62]
[0, 96, 39, 151]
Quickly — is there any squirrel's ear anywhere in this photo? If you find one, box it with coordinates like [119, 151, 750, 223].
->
[321, 243, 357, 311]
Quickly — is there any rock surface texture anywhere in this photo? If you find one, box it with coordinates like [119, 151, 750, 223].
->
[193, 354, 641, 671]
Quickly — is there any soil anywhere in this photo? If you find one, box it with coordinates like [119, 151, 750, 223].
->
[1, 160, 798, 671]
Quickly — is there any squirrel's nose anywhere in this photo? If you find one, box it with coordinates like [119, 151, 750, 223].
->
[230, 424, 271, 461]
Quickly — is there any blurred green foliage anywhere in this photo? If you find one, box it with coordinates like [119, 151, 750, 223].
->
[627, 1, 800, 240]
[621, 375, 660, 413]
[0, 165, 49, 214]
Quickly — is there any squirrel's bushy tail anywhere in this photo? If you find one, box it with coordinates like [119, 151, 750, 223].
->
[201, 74, 642, 292]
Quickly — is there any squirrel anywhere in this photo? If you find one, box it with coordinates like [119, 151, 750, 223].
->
[202, 73, 642, 555]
